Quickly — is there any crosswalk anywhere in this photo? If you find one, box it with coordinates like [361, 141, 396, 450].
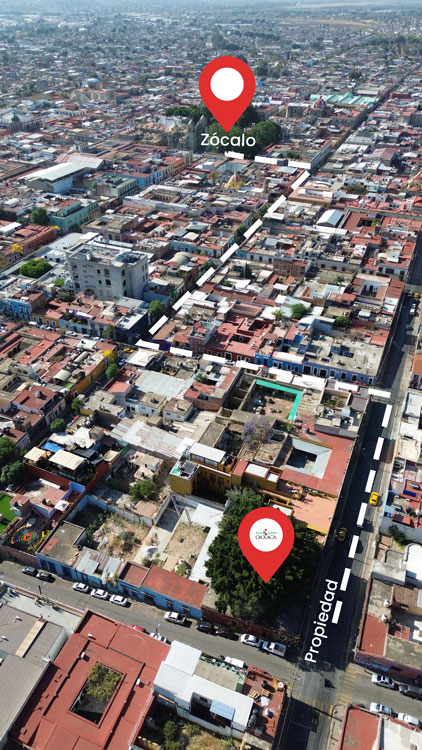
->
[337, 667, 359, 705]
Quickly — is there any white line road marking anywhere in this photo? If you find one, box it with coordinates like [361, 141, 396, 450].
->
[331, 601, 343, 624]
[340, 568, 351, 591]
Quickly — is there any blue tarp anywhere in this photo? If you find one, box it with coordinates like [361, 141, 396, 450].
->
[43, 441, 62, 453]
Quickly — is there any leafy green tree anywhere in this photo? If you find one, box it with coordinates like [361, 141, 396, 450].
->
[256, 61, 269, 78]
[163, 721, 179, 745]
[106, 363, 119, 380]
[273, 309, 284, 322]
[291, 303, 307, 320]
[103, 324, 114, 340]
[1, 460, 24, 486]
[29, 206, 49, 226]
[50, 417, 66, 433]
[20, 259, 52, 279]
[234, 223, 247, 244]
[71, 397, 82, 414]
[335, 316, 349, 328]
[149, 299, 164, 321]
[206, 488, 320, 620]
[54, 278, 65, 287]
[130, 478, 155, 502]
[56, 290, 75, 302]
[0, 437, 18, 468]
[86, 663, 120, 701]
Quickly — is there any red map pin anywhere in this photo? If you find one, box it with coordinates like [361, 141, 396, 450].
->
[199, 56, 256, 133]
[238, 507, 295, 583]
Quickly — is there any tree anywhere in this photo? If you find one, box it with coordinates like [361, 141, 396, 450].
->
[256, 61, 269, 78]
[273, 309, 284, 322]
[106, 363, 119, 380]
[86, 663, 120, 702]
[20, 259, 52, 279]
[335, 316, 349, 328]
[149, 299, 164, 321]
[130, 478, 155, 502]
[29, 206, 49, 226]
[1, 460, 24, 486]
[50, 417, 66, 433]
[234, 223, 247, 244]
[54, 278, 65, 287]
[71, 397, 82, 414]
[243, 416, 272, 451]
[0, 437, 18, 469]
[103, 324, 114, 340]
[206, 488, 320, 620]
[291, 303, 307, 320]
[56, 290, 75, 302]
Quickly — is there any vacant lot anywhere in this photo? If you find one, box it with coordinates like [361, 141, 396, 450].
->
[164, 522, 207, 560]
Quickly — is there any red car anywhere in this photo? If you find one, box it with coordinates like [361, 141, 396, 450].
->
[129, 624, 145, 632]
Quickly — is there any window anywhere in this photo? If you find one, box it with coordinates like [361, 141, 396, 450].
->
[121, 269, 126, 277]
[165, 599, 173, 609]
[106, 280, 111, 286]
[105, 269, 110, 277]
[97, 269, 101, 274]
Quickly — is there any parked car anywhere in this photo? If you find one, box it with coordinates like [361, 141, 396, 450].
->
[130, 624, 145, 632]
[164, 611, 187, 626]
[148, 632, 169, 644]
[410, 305, 417, 316]
[261, 640, 287, 657]
[91, 588, 109, 600]
[371, 674, 396, 690]
[336, 527, 347, 542]
[369, 703, 393, 716]
[397, 713, 420, 727]
[110, 595, 128, 607]
[21, 566, 37, 577]
[196, 621, 215, 634]
[73, 583, 91, 594]
[399, 685, 422, 699]
[36, 571, 53, 582]
[215, 625, 234, 639]
[369, 491, 379, 506]
[240, 634, 263, 648]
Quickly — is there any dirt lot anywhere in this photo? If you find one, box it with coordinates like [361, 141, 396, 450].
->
[164, 521, 208, 560]
[93, 516, 149, 559]
[182, 726, 229, 750]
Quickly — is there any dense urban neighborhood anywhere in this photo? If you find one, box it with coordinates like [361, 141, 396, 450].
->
[1, 2, 422, 750]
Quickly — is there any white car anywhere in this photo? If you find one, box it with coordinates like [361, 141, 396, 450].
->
[397, 713, 420, 727]
[110, 595, 128, 607]
[371, 674, 396, 690]
[261, 640, 287, 658]
[90, 588, 109, 600]
[369, 703, 393, 716]
[240, 634, 263, 648]
[148, 632, 170, 644]
[73, 582, 91, 594]
[164, 611, 186, 625]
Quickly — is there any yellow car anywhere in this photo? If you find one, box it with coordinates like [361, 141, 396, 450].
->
[369, 491, 379, 506]
[337, 527, 347, 542]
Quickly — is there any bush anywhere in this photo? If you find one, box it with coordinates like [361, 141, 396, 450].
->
[163, 721, 179, 745]
[291, 303, 308, 320]
[106, 363, 119, 380]
[130, 478, 155, 502]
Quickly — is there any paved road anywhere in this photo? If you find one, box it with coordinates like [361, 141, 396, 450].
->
[279, 234, 422, 749]
[0, 559, 295, 682]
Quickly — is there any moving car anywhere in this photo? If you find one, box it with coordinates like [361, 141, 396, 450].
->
[90, 588, 109, 600]
[397, 713, 420, 727]
[36, 571, 53, 582]
[73, 583, 91, 594]
[337, 527, 347, 542]
[110, 595, 128, 607]
[164, 611, 187, 625]
[240, 634, 263, 648]
[21, 566, 37, 577]
[148, 632, 169, 643]
[261, 641, 287, 658]
[371, 674, 396, 690]
[369, 703, 393, 716]
[196, 621, 215, 634]
[130, 624, 145, 632]
[369, 491, 379, 506]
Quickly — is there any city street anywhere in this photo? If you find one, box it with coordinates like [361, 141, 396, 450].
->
[279, 235, 422, 749]
[0, 559, 296, 683]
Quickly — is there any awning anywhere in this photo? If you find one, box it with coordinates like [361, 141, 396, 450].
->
[210, 700, 235, 721]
